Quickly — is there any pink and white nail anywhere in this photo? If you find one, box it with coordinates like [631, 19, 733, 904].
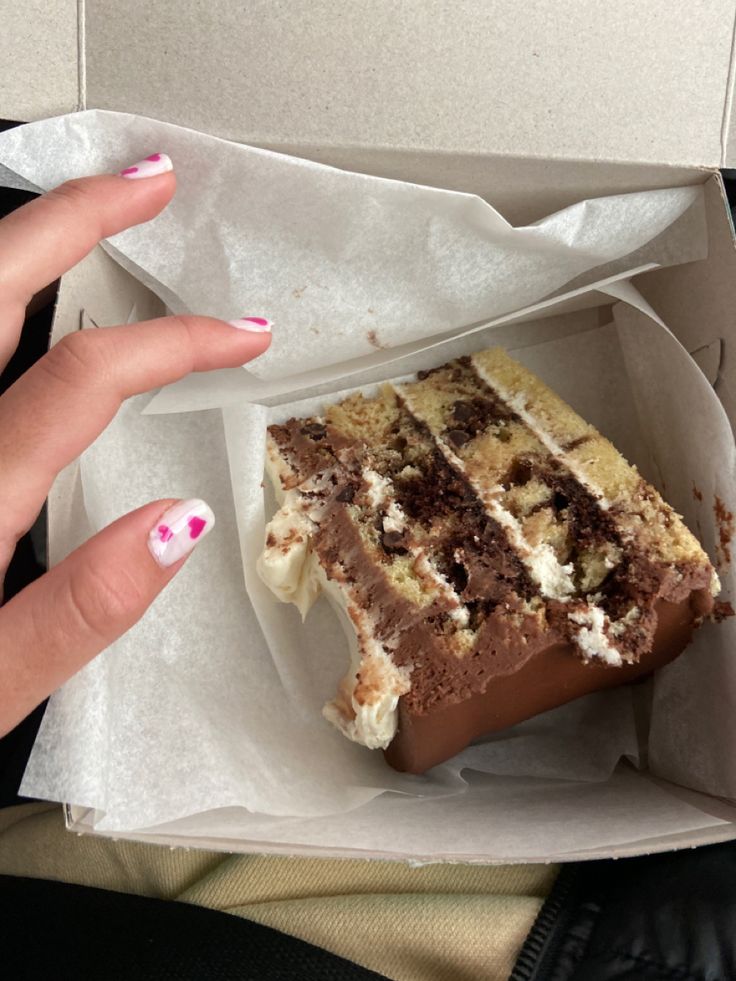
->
[148, 499, 215, 568]
[119, 153, 173, 180]
[228, 316, 272, 333]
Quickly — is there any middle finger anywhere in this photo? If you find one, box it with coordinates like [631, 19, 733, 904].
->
[0, 314, 270, 551]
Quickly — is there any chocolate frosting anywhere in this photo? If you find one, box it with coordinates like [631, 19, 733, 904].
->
[384, 591, 712, 773]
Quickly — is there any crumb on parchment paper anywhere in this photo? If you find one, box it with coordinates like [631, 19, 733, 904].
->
[713, 600, 735, 622]
[367, 329, 387, 350]
[714, 495, 734, 567]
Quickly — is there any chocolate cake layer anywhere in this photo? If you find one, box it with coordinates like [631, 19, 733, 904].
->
[258, 347, 720, 771]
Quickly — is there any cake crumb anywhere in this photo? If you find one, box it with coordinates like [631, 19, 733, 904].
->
[292, 285, 307, 299]
[714, 495, 734, 566]
[367, 329, 386, 350]
[713, 600, 735, 623]
[693, 484, 703, 502]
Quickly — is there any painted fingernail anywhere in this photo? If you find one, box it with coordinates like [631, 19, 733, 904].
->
[119, 152, 173, 180]
[147, 499, 215, 568]
[228, 316, 272, 333]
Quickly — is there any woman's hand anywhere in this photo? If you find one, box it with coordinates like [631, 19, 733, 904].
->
[0, 154, 271, 735]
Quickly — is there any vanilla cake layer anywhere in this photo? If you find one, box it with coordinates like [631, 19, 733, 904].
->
[258, 348, 719, 772]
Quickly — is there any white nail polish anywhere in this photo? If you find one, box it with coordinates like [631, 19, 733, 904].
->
[148, 499, 215, 568]
[119, 153, 173, 180]
[228, 316, 272, 333]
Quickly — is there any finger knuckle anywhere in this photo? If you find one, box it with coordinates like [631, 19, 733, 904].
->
[41, 331, 106, 387]
[164, 315, 200, 374]
[45, 179, 97, 220]
[65, 561, 147, 641]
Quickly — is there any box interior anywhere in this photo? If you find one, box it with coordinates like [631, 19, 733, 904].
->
[40, 152, 736, 860]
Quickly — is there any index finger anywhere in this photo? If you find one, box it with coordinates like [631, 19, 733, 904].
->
[0, 158, 175, 313]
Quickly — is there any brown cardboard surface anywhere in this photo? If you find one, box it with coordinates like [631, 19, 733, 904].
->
[726, 15, 736, 167]
[2, 2, 735, 166]
[84, 0, 736, 168]
[0, 0, 78, 121]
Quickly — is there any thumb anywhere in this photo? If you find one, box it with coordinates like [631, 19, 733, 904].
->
[0, 498, 214, 736]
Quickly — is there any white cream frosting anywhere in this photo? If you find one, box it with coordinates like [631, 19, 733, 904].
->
[567, 607, 623, 666]
[264, 434, 296, 503]
[258, 449, 412, 749]
[256, 492, 322, 619]
[363, 468, 392, 509]
[493, 505, 576, 600]
[382, 501, 407, 534]
[318, 565, 411, 749]
[609, 605, 641, 638]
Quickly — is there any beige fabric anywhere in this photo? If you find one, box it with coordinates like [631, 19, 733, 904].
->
[0, 803, 557, 980]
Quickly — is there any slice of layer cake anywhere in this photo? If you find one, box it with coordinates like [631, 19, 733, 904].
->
[257, 348, 719, 773]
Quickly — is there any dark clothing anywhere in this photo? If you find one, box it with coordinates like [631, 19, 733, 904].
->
[512, 841, 736, 981]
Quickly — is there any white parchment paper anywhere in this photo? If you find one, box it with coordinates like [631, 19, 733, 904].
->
[20, 307, 736, 838]
[0, 109, 706, 391]
[1, 113, 733, 851]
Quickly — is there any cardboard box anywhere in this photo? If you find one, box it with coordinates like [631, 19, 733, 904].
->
[3, 2, 736, 861]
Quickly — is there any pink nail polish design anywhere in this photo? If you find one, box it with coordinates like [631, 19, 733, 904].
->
[157, 524, 174, 543]
[228, 316, 272, 333]
[119, 152, 173, 180]
[148, 499, 215, 568]
[188, 516, 206, 539]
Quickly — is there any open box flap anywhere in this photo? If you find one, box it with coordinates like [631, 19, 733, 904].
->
[0, 1, 78, 124]
[3, 1, 736, 169]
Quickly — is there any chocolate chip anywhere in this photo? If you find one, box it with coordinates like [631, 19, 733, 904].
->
[382, 529, 407, 553]
[447, 429, 471, 448]
[336, 485, 355, 503]
[390, 435, 408, 451]
[448, 561, 469, 593]
[451, 400, 474, 422]
[505, 459, 533, 487]
[446, 479, 468, 500]
[416, 369, 431, 380]
[482, 521, 500, 543]
[300, 422, 327, 439]
[382, 529, 404, 546]
[563, 435, 590, 451]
